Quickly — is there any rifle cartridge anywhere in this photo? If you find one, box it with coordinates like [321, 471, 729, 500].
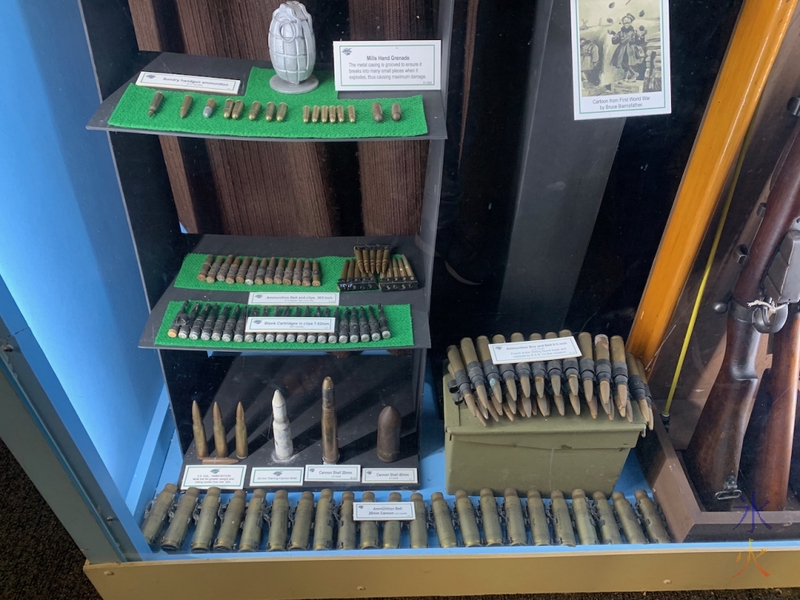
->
[544, 332, 564, 400]
[235, 402, 248, 459]
[550, 491, 576, 547]
[510, 332, 532, 399]
[264, 256, 277, 284]
[289, 491, 314, 550]
[577, 331, 595, 399]
[610, 336, 629, 417]
[300, 259, 311, 287]
[201, 457, 239, 465]
[245, 257, 258, 285]
[635, 359, 655, 430]
[283, 258, 295, 286]
[459, 338, 490, 417]
[359, 491, 380, 549]
[276, 102, 288, 122]
[381, 492, 403, 549]
[291, 258, 302, 286]
[321, 378, 339, 464]
[354, 247, 365, 274]
[203, 98, 216, 118]
[367, 247, 377, 275]
[447, 345, 485, 424]
[336, 105, 345, 123]
[479, 489, 503, 546]
[255, 307, 266, 343]
[634, 490, 670, 543]
[528, 333, 550, 415]
[377, 405, 401, 462]
[348, 309, 360, 343]
[212, 402, 227, 458]
[592, 491, 622, 544]
[366, 306, 381, 341]
[197, 254, 214, 281]
[455, 491, 481, 547]
[571, 490, 598, 545]
[190, 487, 221, 552]
[207, 255, 224, 282]
[189, 303, 211, 340]
[358, 307, 370, 342]
[337, 491, 357, 550]
[492, 334, 519, 405]
[377, 304, 391, 339]
[225, 256, 241, 285]
[312, 489, 335, 550]
[526, 490, 551, 546]
[233, 305, 248, 343]
[267, 490, 290, 551]
[148, 91, 164, 117]
[248, 101, 261, 121]
[253, 257, 267, 285]
[239, 490, 267, 552]
[223, 98, 234, 119]
[431, 492, 457, 548]
[391, 102, 402, 121]
[235, 256, 251, 283]
[274, 257, 286, 285]
[409, 493, 429, 548]
[178, 302, 200, 339]
[141, 483, 178, 545]
[611, 492, 646, 544]
[201, 304, 218, 341]
[348, 105, 356, 123]
[264, 101, 276, 121]
[191, 401, 208, 459]
[271, 390, 294, 461]
[222, 305, 240, 342]
[312, 105, 320, 123]
[286, 307, 298, 343]
[372, 102, 383, 122]
[594, 334, 613, 414]
[503, 489, 527, 546]
[626, 352, 650, 430]
[338, 308, 350, 343]
[311, 260, 321, 286]
[302, 105, 310, 123]
[559, 330, 582, 415]
[214, 490, 246, 552]
[477, 335, 504, 409]
[320, 105, 329, 123]
[167, 301, 189, 338]
[211, 305, 230, 341]
[216, 254, 234, 282]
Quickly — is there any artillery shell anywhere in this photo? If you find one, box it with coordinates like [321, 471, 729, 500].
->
[217, 254, 234, 282]
[391, 102, 402, 121]
[190, 487, 221, 552]
[479, 489, 503, 546]
[381, 492, 403, 549]
[197, 254, 214, 281]
[504, 489, 527, 546]
[431, 492, 457, 548]
[321, 377, 339, 464]
[203, 98, 216, 118]
[312, 105, 320, 123]
[222, 305, 239, 342]
[348, 105, 356, 123]
[189, 303, 211, 340]
[612, 492, 647, 544]
[312, 489, 335, 550]
[526, 490, 551, 546]
[141, 483, 177, 545]
[372, 102, 383, 122]
[264, 101, 276, 121]
[248, 101, 262, 120]
[337, 491, 357, 550]
[321, 105, 329, 123]
[148, 91, 164, 117]
[167, 300, 189, 338]
[635, 490, 670, 543]
[289, 491, 314, 550]
[328, 105, 336, 123]
[376, 405, 401, 462]
[592, 491, 622, 544]
[223, 98, 234, 118]
[267, 490, 289, 551]
[550, 491, 576, 547]
[272, 389, 294, 461]
[212, 402, 227, 458]
[231, 100, 244, 120]
[245, 257, 258, 285]
[265, 256, 277, 284]
[206, 255, 224, 282]
[302, 105, 310, 123]
[234, 402, 248, 459]
[455, 491, 481, 547]
[572, 490, 598, 545]
[358, 491, 380, 549]
[410, 492, 429, 548]
[192, 401, 208, 459]
[214, 490, 246, 552]
[158, 486, 199, 552]
[336, 105, 345, 124]
[274, 257, 286, 285]
[180, 94, 193, 118]
[276, 102, 288, 122]
[239, 490, 267, 552]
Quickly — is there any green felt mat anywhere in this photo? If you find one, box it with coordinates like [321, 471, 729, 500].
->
[155, 301, 414, 350]
[109, 68, 428, 139]
[176, 253, 346, 292]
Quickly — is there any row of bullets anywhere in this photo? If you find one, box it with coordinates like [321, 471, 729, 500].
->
[339, 246, 418, 292]
[303, 104, 355, 123]
[166, 302, 392, 344]
[446, 332, 655, 429]
[197, 255, 322, 287]
[147, 91, 291, 122]
[141, 486, 669, 552]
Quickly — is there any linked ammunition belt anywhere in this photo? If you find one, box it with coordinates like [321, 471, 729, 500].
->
[197, 255, 323, 287]
[340, 246, 419, 292]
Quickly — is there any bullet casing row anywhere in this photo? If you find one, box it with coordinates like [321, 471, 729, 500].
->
[197, 255, 322, 287]
[305, 104, 355, 123]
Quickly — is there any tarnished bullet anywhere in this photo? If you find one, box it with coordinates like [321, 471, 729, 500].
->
[321, 105, 329, 123]
[544, 332, 564, 402]
[550, 491, 576, 547]
[357, 307, 370, 342]
[239, 489, 267, 552]
[272, 389, 294, 461]
[346, 258, 356, 283]
[348, 105, 356, 123]
[509, 332, 533, 400]
[312, 105, 320, 123]
[264, 101, 276, 121]
[372, 102, 383, 122]
[274, 257, 286, 285]
[381, 491, 403, 549]
[612, 492, 646, 544]
[233, 305, 248, 343]
[627, 352, 650, 429]
[277, 102, 288, 122]
[201, 304, 218, 340]
[180, 94, 193, 118]
[283, 258, 295, 286]
[459, 338, 490, 419]
[338, 308, 350, 344]
[285, 307, 298, 343]
[235, 402, 248, 459]
[264, 256, 277, 284]
[203, 98, 216, 118]
[217, 254, 234, 282]
[255, 307, 267, 343]
[214, 489, 246, 552]
[248, 101, 262, 120]
[504, 489, 527, 546]
[306, 306, 320, 343]
[177, 302, 200, 339]
[348, 308, 360, 343]
[592, 491, 622, 544]
[289, 491, 314, 550]
[366, 306, 381, 341]
[223, 98, 234, 118]
[610, 336, 628, 417]
[358, 491, 380, 549]
[526, 490, 551, 546]
[206, 255, 224, 282]
[410, 492, 429, 548]
[594, 334, 613, 414]
[477, 336, 504, 412]
[492, 334, 518, 405]
[222, 305, 240, 342]
[337, 491, 357, 550]
[377, 405, 401, 462]
[391, 102, 402, 121]
[321, 377, 339, 464]
[190, 487, 221, 552]
[577, 332, 597, 415]
[326, 308, 338, 344]
[431, 492, 457, 548]
[311, 260, 321, 287]
[167, 300, 189, 338]
[267, 490, 289, 551]
[636, 358, 655, 430]
[231, 100, 244, 119]
[528, 333, 549, 415]
[254, 257, 267, 285]
[572, 490, 598, 545]
[141, 483, 177, 545]
[447, 345, 486, 425]
[148, 91, 164, 117]
[192, 401, 208, 459]
[245, 257, 258, 285]
[300, 259, 311, 287]
[212, 402, 227, 458]
[312, 489, 335, 550]
[479, 489, 503, 546]
[197, 254, 214, 281]
[377, 304, 391, 339]
[189, 303, 211, 340]
[455, 490, 481, 547]
[559, 330, 582, 411]
[635, 490, 670, 543]
[302, 105, 310, 123]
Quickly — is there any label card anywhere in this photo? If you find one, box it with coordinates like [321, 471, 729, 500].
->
[246, 317, 335, 333]
[333, 41, 441, 91]
[489, 337, 581, 365]
[353, 502, 416, 521]
[249, 467, 304, 487]
[304, 465, 361, 482]
[181, 465, 246, 490]
[136, 71, 241, 95]
[361, 468, 418, 484]
[248, 292, 340, 306]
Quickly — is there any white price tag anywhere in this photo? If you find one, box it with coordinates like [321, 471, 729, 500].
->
[136, 71, 241, 94]
[333, 41, 441, 91]
[489, 337, 581, 365]
[249, 467, 304, 487]
[353, 502, 415, 521]
[248, 292, 340, 306]
[361, 468, 418, 484]
[181, 465, 246, 490]
[304, 465, 361, 482]
[246, 317, 335, 333]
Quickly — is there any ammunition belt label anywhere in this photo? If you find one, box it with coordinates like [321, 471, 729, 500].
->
[354, 502, 416, 521]
[304, 465, 361, 482]
[489, 338, 581, 365]
[246, 317, 335, 333]
[249, 292, 340, 306]
[250, 467, 304, 487]
[362, 468, 418, 484]
[136, 71, 241, 94]
[181, 465, 246, 490]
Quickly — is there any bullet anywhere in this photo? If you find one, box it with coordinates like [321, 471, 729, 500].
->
[255, 307, 267, 343]
[312, 105, 320, 123]
[306, 306, 319, 344]
[526, 490, 551, 546]
[381, 247, 390, 274]
[277, 102, 288, 122]
[203, 98, 216, 118]
[337, 105, 345, 123]
[409, 492, 429, 548]
[267, 490, 289, 551]
[311, 260, 321, 287]
[233, 305, 248, 343]
[544, 332, 564, 402]
[167, 300, 190, 338]
[528, 333, 549, 415]
[478, 489, 503, 546]
[572, 490, 598, 545]
[189, 303, 211, 340]
[212, 402, 227, 458]
[217, 254, 234, 282]
[338, 308, 350, 344]
[346, 257, 356, 283]
[282, 258, 294, 286]
[354, 247, 365, 274]
[231, 100, 244, 119]
[201, 304, 218, 340]
[550, 491, 576, 547]
[337, 492, 357, 550]
[197, 254, 214, 281]
[504, 489, 527, 546]
[625, 396, 634, 423]
[312, 489, 335, 550]
[326, 308, 338, 344]
[372, 102, 383, 122]
[612, 492, 647, 544]
[371, 304, 389, 340]
[577, 331, 596, 403]
[627, 352, 650, 429]
[509, 332, 532, 400]
[248, 101, 262, 120]
[477, 336, 504, 412]
[328, 105, 336, 123]
[594, 334, 613, 414]
[222, 305, 239, 342]
[559, 329, 581, 400]
[348, 308, 360, 343]
[357, 306, 370, 342]
[234, 402, 248, 459]
[300, 259, 311, 287]
[391, 102, 402, 121]
[610, 336, 628, 417]
[223, 98, 234, 118]
[180, 94, 193, 118]
[206, 255, 224, 282]
[394, 254, 404, 278]
[447, 345, 486, 425]
[192, 401, 208, 459]
[141, 483, 177, 545]
[636, 358, 655, 430]
[302, 105, 310, 123]
[348, 105, 356, 123]
[356, 491, 380, 549]
[321, 105, 329, 123]
[225, 256, 242, 285]
[431, 492, 457, 548]
[455, 491, 482, 547]
[245, 257, 258, 285]
[288, 491, 314, 550]
[177, 302, 199, 339]
[365, 305, 381, 341]
[492, 334, 518, 404]
[458, 338, 490, 417]
[239, 489, 267, 552]
[321, 377, 339, 464]
[263, 390, 291, 464]
[290, 258, 301, 286]
[376, 405, 401, 462]
[264, 101, 276, 121]
[190, 487, 221, 553]
[380, 491, 403, 549]
[634, 490, 670, 543]
[214, 490, 246, 552]
[592, 491, 622, 544]
[274, 257, 286, 285]
[148, 91, 164, 117]
[201, 457, 239, 465]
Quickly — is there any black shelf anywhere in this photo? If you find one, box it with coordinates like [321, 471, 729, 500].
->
[87, 52, 447, 143]
[139, 234, 431, 351]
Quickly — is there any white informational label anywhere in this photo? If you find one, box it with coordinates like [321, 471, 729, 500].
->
[136, 71, 241, 95]
[333, 40, 441, 91]
[181, 465, 246, 490]
[246, 317, 335, 334]
[304, 465, 361, 482]
[248, 292, 340, 306]
[353, 502, 416, 521]
[361, 468, 418, 484]
[489, 337, 582, 365]
[249, 467, 304, 487]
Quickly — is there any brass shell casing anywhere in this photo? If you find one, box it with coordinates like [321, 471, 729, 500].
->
[235, 402, 248, 459]
[239, 490, 267, 552]
[264, 101, 276, 121]
[550, 491, 576, 547]
[503, 489, 527, 546]
[336, 105, 345, 123]
[231, 100, 244, 120]
[289, 491, 314, 550]
[216, 254, 234, 281]
[214, 490, 246, 552]
[283, 258, 295, 286]
[248, 101, 261, 121]
[302, 105, 310, 123]
[312, 489, 335, 550]
[148, 91, 164, 117]
[160, 487, 199, 551]
[347, 105, 356, 123]
[141, 483, 177, 545]
[321, 105, 329, 123]
[455, 491, 481, 547]
[634, 490, 670, 543]
[212, 402, 227, 458]
[311, 260, 321, 286]
[431, 492, 457, 548]
[191, 401, 208, 459]
[526, 490, 551, 546]
[592, 491, 622, 544]
[391, 102, 402, 121]
[245, 257, 258, 285]
[612, 492, 647, 544]
[359, 491, 380, 549]
[328, 105, 337, 122]
[409, 492, 428, 549]
[267, 490, 290, 551]
[301, 259, 312, 287]
[312, 105, 320, 123]
[479, 489, 503, 546]
[206, 255, 224, 282]
[321, 378, 339, 464]
[337, 492, 356, 550]
[372, 102, 383, 122]
[223, 98, 234, 119]
[382, 492, 402, 549]
[190, 487, 221, 553]
[277, 102, 288, 122]
[197, 254, 214, 280]
[571, 490, 598, 545]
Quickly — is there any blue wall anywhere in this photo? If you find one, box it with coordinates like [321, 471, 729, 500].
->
[0, 0, 164, 497]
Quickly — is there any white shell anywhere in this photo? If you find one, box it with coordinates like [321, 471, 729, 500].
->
[272, 390, 294, 461]
[268, 2, 316, 85]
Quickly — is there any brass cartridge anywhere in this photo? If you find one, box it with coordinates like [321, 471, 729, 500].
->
[394, 255, 406, 278]
[559, 330, 582, 413]
[337, 491, 357, 550]
[233, 305, 248, 343]
[286, 307, 298, 343]
[148, 91, 164, 117]
[267, 490, 289, 551]
[409, 492, 428, 548]
[312, 105, 320, 123]
[353, 247, 365, 274]
[235, 402, 248, 459]
[141, 483, 178, 545]
[167, 300, 189, 338]
[381, 491, 403, 549]
[212, 402, 227, 458]
[348, 308, 360, 343]
[338, 308, 350, 344]
[191, 401, 208, 459]
[455, 490, 481, 547]
[592, 491, 622, 544]
[217, 254, 234, 282]
[211, 305, 230, 341]
[346, 257, 356, 282]
[231, 100, 244, 120]
[201, 457, 239, 465]
[526, 490, 551, 546]
[264, 101, 276, 121]
[198, 254, 214, 281]
[372, 102, 383, 122]
[272, 389, 294, 461]
[321, 377, 339, 464]
[302, 105, 310, 123]
[544, 332, 564, 403]
[321, 105, 329, 123]
[312, 489, 335, 550]
[328, 105, 336, 123]
[239, 489, 267, 552]
[479, 489, 503, 546]
[391, 102, 402, 121]
[214, 490, 246, 552]
[189, 303, 211, 340]
[401, 254, 415, 280]
[248, 101, 262, 120]
[636, 358, 655, 430]
[203, 98, 216, 118]
[510, 332, 532, 400]
[358, 491, 380, 549]
[368, 247, 377, 274]
[301, 259, 312, 287]
[201, 304, 218, 341]
[264, 256, 277, 284]
[347, 105, 356, 123]
[245, 257, 258, 285]
[550, 491, 576, 547]
[528, 333, 549, 415]
[255, 306, 266, 343]
[312, 260, 321, 286]
[459, 337, 490, 417]
[376, 405, 401, 462]
[571, 490, 598, 545]
[221, 305, 239, 342]
[235, 256, 251, 283]
[339, 260, 349, 282]
[190, 487, 221, 553]
[223, 98, 234, 119]
[504, 489, 527, 546]
[180, 94, 193, 118]
[431, 492, 457, 548]
[336, 105, 345, 123]
[447, 344, 483, 424]
[610, 335, 628, 417]
[594, 334, 613, 414]
[492, 333, 518, 405]
[626, 352, 649, 428]
[326, 308, 338, 344]
[634, 490, 670, 543]
[206, 255, 224, 282]
[612, 492, 646, 544]
[277, 102, 288, 122]
[274, 257, 286, 285]
[283, 258, 295, 286]
[289, 491, 314, 550]
[476, 335, 504, 410]
[577, 332, 597, 412]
